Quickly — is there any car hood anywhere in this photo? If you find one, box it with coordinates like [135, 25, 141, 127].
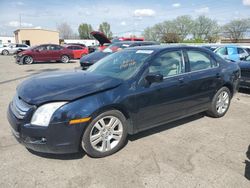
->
[80, 51, 110, 64]
[17, 70, 122, 105]
[91, 31, 111, 45]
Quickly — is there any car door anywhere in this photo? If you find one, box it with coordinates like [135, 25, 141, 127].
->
[49, 45, 62, 60]
[134, 50, 190, 131]
[227, 47, 239, 61]
[183, 49, 221, 113]
[32, 45, 48, 62]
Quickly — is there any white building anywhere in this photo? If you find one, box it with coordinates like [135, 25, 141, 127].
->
[0, 36, 15, 47]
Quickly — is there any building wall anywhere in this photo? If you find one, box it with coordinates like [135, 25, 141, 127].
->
[15, 29, 59, 46]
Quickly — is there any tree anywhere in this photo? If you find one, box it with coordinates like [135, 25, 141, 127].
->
[98, 22, 112, 39]
[223, 19, 250, 42]
[78, 23, 93, 39]
[162, 33, 180, 43]
[57, 22, 73, 39]
[192, 16, 220, 42]
[173, 15, 194, 41]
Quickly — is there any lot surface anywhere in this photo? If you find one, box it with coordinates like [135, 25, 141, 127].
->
[0, 55, 250, 188]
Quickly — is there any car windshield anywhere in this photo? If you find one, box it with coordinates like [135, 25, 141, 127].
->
[87, 49, 154, 80]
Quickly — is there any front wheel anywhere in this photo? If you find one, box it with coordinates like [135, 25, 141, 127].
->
[61, 55, 70, 63]
[82, 110, 128, 158]
[2, 50, 9, 55]
[206, 87, 231, 118]
[23, 56, 33, 64]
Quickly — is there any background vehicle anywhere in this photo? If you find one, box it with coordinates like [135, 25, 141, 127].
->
[0, 44, 29, 55]
[238, 55, 250, 89]
[16, 44, 73, 64]
[7, 46, 240, 158]
[214, 46, 249, 61]
[80, 41, 159, 69]
[65, 45, 89, 59]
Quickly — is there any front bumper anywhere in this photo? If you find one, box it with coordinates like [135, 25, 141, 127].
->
[7, 104, 85, 154]
[239, 77, 250, 89]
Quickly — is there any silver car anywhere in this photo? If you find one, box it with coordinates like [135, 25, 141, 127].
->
[0, 44, 30, 55]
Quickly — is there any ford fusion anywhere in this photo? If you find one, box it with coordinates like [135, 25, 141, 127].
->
[7, 46, 240, 158]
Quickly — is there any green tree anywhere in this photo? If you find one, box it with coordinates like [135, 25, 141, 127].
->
[78, 23, 93, 39]
[98, 22, 112, 39]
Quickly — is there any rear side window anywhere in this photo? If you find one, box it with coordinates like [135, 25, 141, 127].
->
[149, 51, 183, 77]
[237, 48, 245, 54]
[50, 45, 62, 50]
[187, 50, 214, 71]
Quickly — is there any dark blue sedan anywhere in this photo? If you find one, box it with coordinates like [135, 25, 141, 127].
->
[7, 46, 240, 158]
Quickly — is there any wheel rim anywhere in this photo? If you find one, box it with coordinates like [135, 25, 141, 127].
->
[62, 55, 69, 63]
[89, 116, 123, 152]
[216, 91, 229, 114]
[25, 56, 33, 64]
[3, 50, 8, 55]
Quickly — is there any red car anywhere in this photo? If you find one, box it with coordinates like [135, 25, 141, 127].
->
[16, 44, 74, 64]
[65, 45, 89, 59]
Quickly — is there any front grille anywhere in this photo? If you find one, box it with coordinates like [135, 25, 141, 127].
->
[241, 69, 250, 78]
[10, 95, 33, 119]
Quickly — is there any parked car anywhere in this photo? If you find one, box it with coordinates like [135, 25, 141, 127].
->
[238, 55, 250, 89]
[80, 41, 160, 69]
[0, 43, 29, 55]
[65, 45, 89, 59]
[201, 45, 221, 51]
[16, 44, 74, 64]
[214, 46, 249, 61]
[7, 46, 240, 158]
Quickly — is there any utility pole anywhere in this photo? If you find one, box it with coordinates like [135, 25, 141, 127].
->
[19, 14, 22, 28]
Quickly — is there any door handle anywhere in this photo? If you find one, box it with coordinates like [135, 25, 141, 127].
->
[216, 73, 221, 78]
[178, 77, 185, 85]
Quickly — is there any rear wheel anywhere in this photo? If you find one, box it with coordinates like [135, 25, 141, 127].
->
[207, 87, 231, 118]
[61, 55, 70, 63]
[82, 110, 128, 158]
[23, 56, 33, 64]
[2, 50, 9, 55]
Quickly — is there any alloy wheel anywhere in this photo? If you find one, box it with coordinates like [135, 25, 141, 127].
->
[216, 91, 229, 114]
[89, 116, 123, 152]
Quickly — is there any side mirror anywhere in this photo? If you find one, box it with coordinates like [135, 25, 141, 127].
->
[145, 73, 163, 84]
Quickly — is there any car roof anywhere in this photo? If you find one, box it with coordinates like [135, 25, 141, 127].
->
[113, 41, 158, 45]
[123, 45, 212, 53]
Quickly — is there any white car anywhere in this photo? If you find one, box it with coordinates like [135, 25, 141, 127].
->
[0, 44, 30, 55]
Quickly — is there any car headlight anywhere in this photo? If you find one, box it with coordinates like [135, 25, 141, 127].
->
[31, 102, 67, 127]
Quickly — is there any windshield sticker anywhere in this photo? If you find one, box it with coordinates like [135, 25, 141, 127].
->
[136, 50, 154, 54]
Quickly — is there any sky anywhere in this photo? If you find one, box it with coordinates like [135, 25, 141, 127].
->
[0, 0, 250, 37]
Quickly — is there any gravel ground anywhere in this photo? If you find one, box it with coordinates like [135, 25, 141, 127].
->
[0, 55, 250, 188]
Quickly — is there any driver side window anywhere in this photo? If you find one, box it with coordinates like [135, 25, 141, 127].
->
[148, 50, 183, 78]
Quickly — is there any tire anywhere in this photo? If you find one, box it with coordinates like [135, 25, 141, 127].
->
[61, 55, 70, 63]
[206, 87, 231, 118]
[2, 50, 9, 55]
[23, 56, 33, 64]
[82, 110, 128, 158]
